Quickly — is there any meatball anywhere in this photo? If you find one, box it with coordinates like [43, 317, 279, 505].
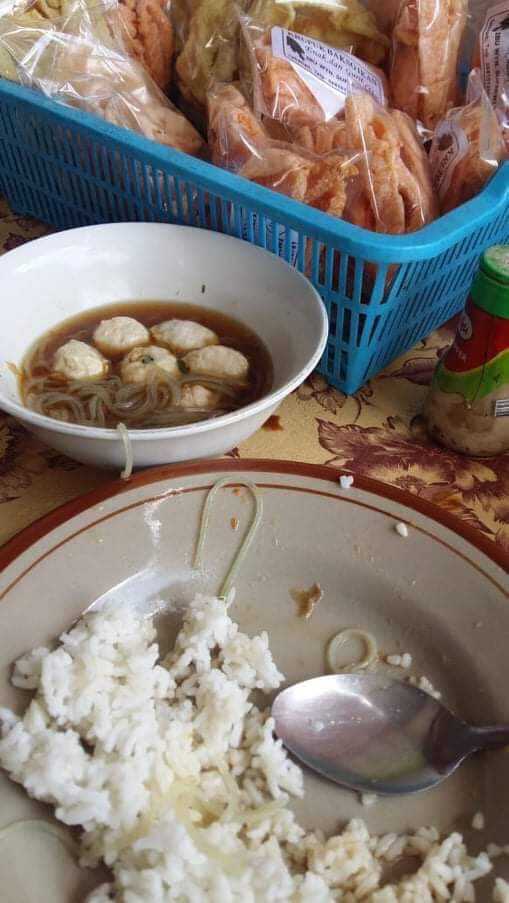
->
[179, 383, 221, 410]
[52, 340, 108, 381]
[151, 319, 219, 355]
[182, 345, 249, 381]
[120, 345, 179, 384]
[93, 316, 149, 357]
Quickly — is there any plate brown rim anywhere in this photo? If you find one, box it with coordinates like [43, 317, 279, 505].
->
[0, 459, 507, 577]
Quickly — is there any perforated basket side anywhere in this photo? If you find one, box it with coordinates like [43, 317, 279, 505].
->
[318, 197, 509, 392]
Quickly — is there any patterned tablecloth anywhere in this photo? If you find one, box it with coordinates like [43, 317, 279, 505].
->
[1, 196, 508, 558]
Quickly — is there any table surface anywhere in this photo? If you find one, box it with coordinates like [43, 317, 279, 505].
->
[1, 196, 508, 560]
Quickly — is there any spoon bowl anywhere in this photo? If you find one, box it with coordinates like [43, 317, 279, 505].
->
[272, 674, 509, 795]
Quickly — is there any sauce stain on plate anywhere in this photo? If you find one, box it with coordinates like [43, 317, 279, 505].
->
[263, 414, 284, 431]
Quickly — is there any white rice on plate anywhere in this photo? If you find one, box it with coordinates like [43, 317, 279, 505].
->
[0, 594, 506, 901]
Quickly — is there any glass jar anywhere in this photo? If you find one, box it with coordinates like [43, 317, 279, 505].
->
[425, 245, 509, 457]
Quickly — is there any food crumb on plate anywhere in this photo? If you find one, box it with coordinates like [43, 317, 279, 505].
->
[472, 812, 486, 831]
[386, 652, 412, 669]
[409, 674, 442, 700]
[488, 843, 509, 858]
[395, 522, 409, 538]
[339, 474, 354, 490]
[290, 582, 323, 619]
[360, 792, 378, 807]
[494, 877, 509, 901]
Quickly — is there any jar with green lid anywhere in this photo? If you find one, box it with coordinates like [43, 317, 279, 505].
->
[425, 244, 509, 457]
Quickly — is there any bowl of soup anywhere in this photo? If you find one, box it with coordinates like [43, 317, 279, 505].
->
[0, 223, 327, 470]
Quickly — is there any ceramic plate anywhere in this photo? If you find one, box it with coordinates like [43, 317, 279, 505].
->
[0, 460, 508, 901]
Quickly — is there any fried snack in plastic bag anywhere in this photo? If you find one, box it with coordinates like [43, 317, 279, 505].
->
[0, 0, 82, 78]
[344, 93, 438, 233]
[242, 17, 388, 141]
[208, 82, 268, 168]
[0, 0, 203, 154]
[474, 1, 509, 153]
[294, 118, 348, 154]
[0, 0, 173, 86]
[0, 0, 73, 21]
[390, 0, 468, 130]
[247, 0, 389, 66]
[472, 1, 509, 84]
[248, 35, 325, 132]
[240, 145, 358, 217]
[118, 0, 174, 89]
[175, 0, 250, 113]
[430, 70, 506, 214]
[208, 81, 359, 219]
[103, 93, 202, 153]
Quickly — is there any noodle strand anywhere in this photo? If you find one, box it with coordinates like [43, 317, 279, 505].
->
[326, 629, 378, 673]
[193, 478, 263, 600]
[24, 367, 220, 429]
[116, 422, 133, 481]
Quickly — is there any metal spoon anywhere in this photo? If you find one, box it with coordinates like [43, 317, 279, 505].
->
[272, 674, 509, 795]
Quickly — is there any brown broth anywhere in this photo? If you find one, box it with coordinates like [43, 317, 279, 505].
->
[21, 301, 273, 429]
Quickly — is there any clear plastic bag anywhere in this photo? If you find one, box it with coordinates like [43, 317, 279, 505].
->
[245, 0, 389, 66]
[0, 0, 203, 154]
[208, 81, 268, 170]
[0, 0, 174, 87]
[430, 69, 506, 214]
[390, 0, 469, 130]
[499, 83, 509, 153]
[239, 142, 359, 219]
[241, 15, 388, 137]
[174, 0, 249, 114]
[208, 77, 437, 236]
[118, 0, 174, 90]
[208, 81, 360, 220]
[475, 1, 509, 154]
[342, 93, 438, 234]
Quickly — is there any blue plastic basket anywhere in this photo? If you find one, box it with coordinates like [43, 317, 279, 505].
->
[1, 79, 509, 394]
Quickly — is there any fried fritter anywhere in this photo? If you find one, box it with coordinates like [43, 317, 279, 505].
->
[344, 93, 437, 233]
[118, 0, 174, 90]
[430, 75, 505, 214]
[208, 82, 268, 169]
[240, 145, 358, 217]
[248, 0, 389, 65]
[390, 0, 468, 129]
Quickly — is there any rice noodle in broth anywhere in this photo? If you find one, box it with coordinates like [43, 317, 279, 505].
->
[20, 301, 273, 430]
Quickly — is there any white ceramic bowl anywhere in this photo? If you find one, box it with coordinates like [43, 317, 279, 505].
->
[0, 223, 327, 469]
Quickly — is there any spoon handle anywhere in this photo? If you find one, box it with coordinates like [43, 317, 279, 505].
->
[470, 725, 509, 752]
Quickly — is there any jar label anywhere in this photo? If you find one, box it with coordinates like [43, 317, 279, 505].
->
[435, 299, 509, 402]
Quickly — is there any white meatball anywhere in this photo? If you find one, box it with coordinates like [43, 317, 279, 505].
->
[120, 345, 179, 385]
[93, 317, 149, 357]
[151, 319, 218, 355]
[53, 340, 108, 381]
[183, 345, 249, 381]
[179, 384, 221, 410]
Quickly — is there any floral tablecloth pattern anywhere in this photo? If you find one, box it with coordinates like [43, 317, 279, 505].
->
[1, 198, 508, 556]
